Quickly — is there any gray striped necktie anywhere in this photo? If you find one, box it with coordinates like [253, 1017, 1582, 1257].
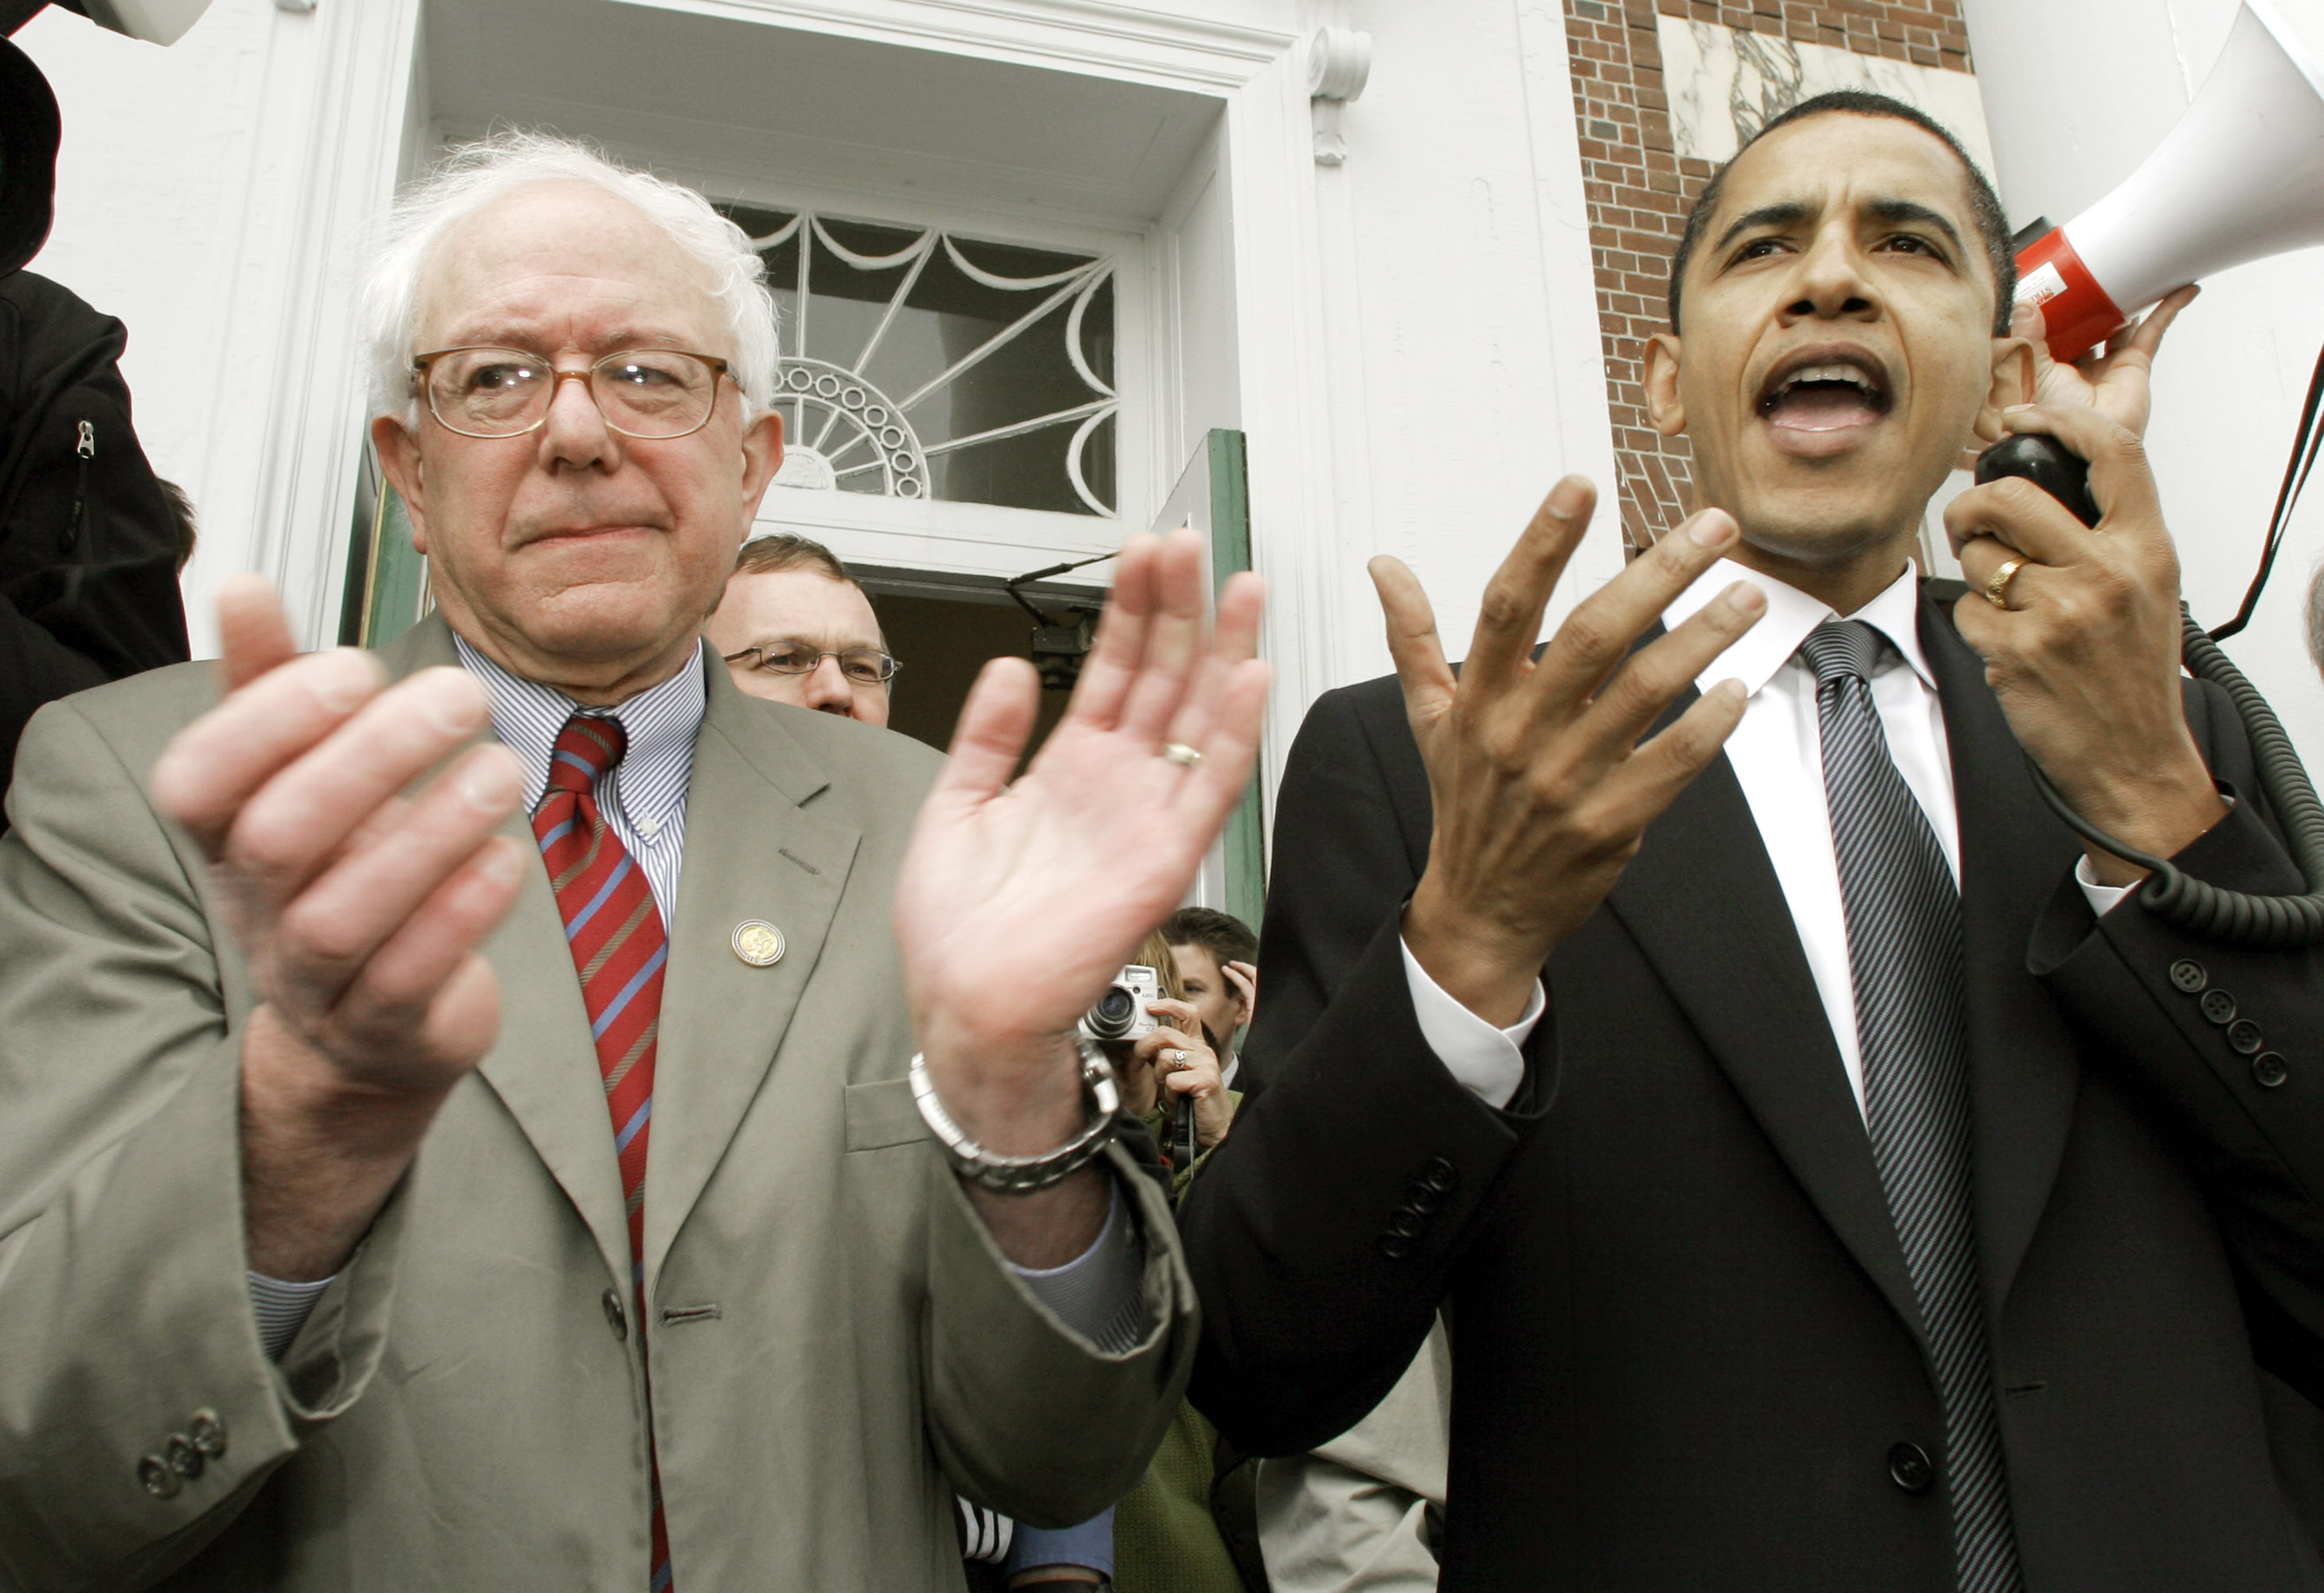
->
[1799, 620, 2023, 1593]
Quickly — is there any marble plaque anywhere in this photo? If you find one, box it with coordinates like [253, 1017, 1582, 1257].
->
[1658, 16, 1998, 182]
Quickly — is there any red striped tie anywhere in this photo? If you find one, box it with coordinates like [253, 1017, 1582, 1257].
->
[532, 714, 674, 1591]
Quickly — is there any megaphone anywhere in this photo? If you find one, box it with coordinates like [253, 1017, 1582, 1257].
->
[2015, 0, 2324, 362]
[14, 1, 213, 46]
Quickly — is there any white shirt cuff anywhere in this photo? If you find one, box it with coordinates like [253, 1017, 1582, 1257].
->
[1399, 937, 1543, 1110]
[1007, 1178, 1146, 1354]
[2074, 854, 2134, 918]
[249, 1270, 335, 1361]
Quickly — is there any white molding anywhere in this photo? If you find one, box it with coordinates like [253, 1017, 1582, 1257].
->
[608, 0, 1293, 88]
[1217, 45, 1343, 796]
[219, 0, 422, 648]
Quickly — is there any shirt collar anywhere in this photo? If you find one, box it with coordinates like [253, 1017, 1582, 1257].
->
[451, 632, 706, 825]
[1661, 556, 1934, 699]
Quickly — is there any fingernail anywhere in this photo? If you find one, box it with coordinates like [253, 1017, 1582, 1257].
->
[414, 668, 487, 735]
[457, 750, 519, 812]
[311, 648, 374, 713]
[1548, 477, 1590, 519]
[1689, 511, 1735, 549]
[2004, 403, 2035, 417]
[1714, 677, 1748, 704]
[1721, 579, 1766, 615]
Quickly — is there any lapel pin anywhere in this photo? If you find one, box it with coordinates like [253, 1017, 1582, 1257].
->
[730, 920, 785, 968]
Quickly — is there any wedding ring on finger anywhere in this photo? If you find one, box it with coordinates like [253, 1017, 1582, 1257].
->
[1984, 556, 2027, 610]
[1163, 742, 1203, 769]
[1164, 1047, 1188, 1069]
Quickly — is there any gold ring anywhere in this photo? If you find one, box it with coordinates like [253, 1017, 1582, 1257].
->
[1163, 742, 1203, 769]
[1984, 556, 2027, 609]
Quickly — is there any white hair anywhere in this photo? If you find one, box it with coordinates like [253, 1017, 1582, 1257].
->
[358, 131, 780, 418]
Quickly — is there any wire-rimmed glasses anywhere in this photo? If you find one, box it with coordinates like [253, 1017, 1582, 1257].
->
[412, 346, 734, 440]
[722, 641, 902, 686]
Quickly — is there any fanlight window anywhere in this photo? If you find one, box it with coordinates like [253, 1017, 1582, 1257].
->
[721, 204, 1117, 518]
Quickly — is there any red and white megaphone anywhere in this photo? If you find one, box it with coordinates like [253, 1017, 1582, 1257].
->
[2016, 0, 2324, 362]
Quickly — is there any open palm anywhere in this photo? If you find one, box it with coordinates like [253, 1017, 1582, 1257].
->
[896, 527, 1268, 1101]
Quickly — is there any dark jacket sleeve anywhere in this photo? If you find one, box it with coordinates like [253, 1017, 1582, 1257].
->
[2031, 676, 2324, 1402]
[1179, 677, 1547, 1457]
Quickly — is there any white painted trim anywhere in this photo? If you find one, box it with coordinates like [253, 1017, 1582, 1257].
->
[1218, 45, 1344, 796]
[213, 0, 422, 649]
[606, 0, 1292, 88]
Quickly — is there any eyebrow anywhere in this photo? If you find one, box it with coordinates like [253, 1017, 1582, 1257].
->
[1864, 197, 1966, 255]
[1712, 202, 1812, 256]
[1712, 196, 1966, 258]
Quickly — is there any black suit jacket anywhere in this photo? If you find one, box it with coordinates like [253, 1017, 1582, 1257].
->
[1180, 591, 2324, 1591]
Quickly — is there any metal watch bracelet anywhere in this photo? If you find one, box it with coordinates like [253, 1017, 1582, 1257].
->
[908, 1039, 1121, 1193]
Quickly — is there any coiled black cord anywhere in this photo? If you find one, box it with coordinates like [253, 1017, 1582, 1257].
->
[2030, 603, 2324, 948]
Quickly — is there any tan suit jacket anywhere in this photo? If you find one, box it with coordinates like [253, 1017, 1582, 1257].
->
[0, 616, 1195, 1591]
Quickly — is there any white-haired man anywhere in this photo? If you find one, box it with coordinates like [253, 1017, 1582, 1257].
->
[0, 134, 1266, 1592]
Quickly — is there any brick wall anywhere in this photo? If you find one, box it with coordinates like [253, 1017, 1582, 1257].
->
[1563, 0, 1974, 549]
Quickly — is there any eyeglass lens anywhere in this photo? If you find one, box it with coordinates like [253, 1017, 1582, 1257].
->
[427, 349, 720, 438]
[752, 644, 897, 684]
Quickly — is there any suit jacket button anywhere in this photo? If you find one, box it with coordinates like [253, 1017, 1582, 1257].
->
[2228, 1019, 2265, 1055]
[137, 1454, 180, 1500]
[186, 1409, 227, 1461]
[1384, 1209, 1426, 1240]
[2170, 959, 2208, 993]
[2201, 988, 2238, 1025]
[601, 1287, 628, 1341]
[163, 1434, 205, 1481]
[1377, 1234, 1414, 1260]
[2255, 1051, 2290, 1088]
[1887, 1442, 1935, 1494]
[1419, 1156, 1459, 1191]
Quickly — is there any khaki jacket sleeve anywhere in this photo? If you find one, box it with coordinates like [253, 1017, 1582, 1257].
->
[921, 1140, 1197, 1529]
[0, 692, 410, 1592]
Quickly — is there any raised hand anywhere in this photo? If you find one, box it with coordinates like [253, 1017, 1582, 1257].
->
[1386, 478, 1766, 1026]
[149, 576, 526, 1278]
[2017, 285, 2197, 440]
[894, 526, 1266, 1205]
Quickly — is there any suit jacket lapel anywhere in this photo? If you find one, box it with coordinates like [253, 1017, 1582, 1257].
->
[377, 616, 636, 1290]
[641, 662, 861, 1290]
[1919, 594, 2083, 1311]
[1606, 699, 1925, 1348]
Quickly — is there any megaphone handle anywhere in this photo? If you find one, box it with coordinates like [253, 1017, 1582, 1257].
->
[1974, 433, 2099, 527]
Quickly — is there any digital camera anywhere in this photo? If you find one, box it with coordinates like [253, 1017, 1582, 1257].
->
[1079, 964, 1163, 1044]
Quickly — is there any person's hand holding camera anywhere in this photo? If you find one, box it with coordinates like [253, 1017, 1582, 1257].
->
[1129, 996, 1234, 1153]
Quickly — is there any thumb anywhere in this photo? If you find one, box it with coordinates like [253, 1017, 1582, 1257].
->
[1370, 556, 1457, 728]
[217, 574, 301, 693]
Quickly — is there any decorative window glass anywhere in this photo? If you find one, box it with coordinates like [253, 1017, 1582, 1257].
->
[721, 204, 1117, 518]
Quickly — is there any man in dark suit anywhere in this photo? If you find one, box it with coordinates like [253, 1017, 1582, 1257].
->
[1180, 90, 2324, 1592]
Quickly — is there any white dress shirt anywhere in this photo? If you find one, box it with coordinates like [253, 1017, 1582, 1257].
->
[1403, 559, 2129, 1114]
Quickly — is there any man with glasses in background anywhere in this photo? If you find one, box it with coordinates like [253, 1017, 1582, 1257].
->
[0, 133, 1266, 1591]
[707, 532, 898, 725]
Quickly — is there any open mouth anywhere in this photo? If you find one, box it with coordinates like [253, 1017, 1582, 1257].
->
[1757, 357, 1892, 446]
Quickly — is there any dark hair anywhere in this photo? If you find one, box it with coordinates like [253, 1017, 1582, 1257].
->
[1667, 90, 2016, 338]
[732, 530, 855, 584]
[1163, 906, 1258, 971]
[156, 478, 198, 573]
